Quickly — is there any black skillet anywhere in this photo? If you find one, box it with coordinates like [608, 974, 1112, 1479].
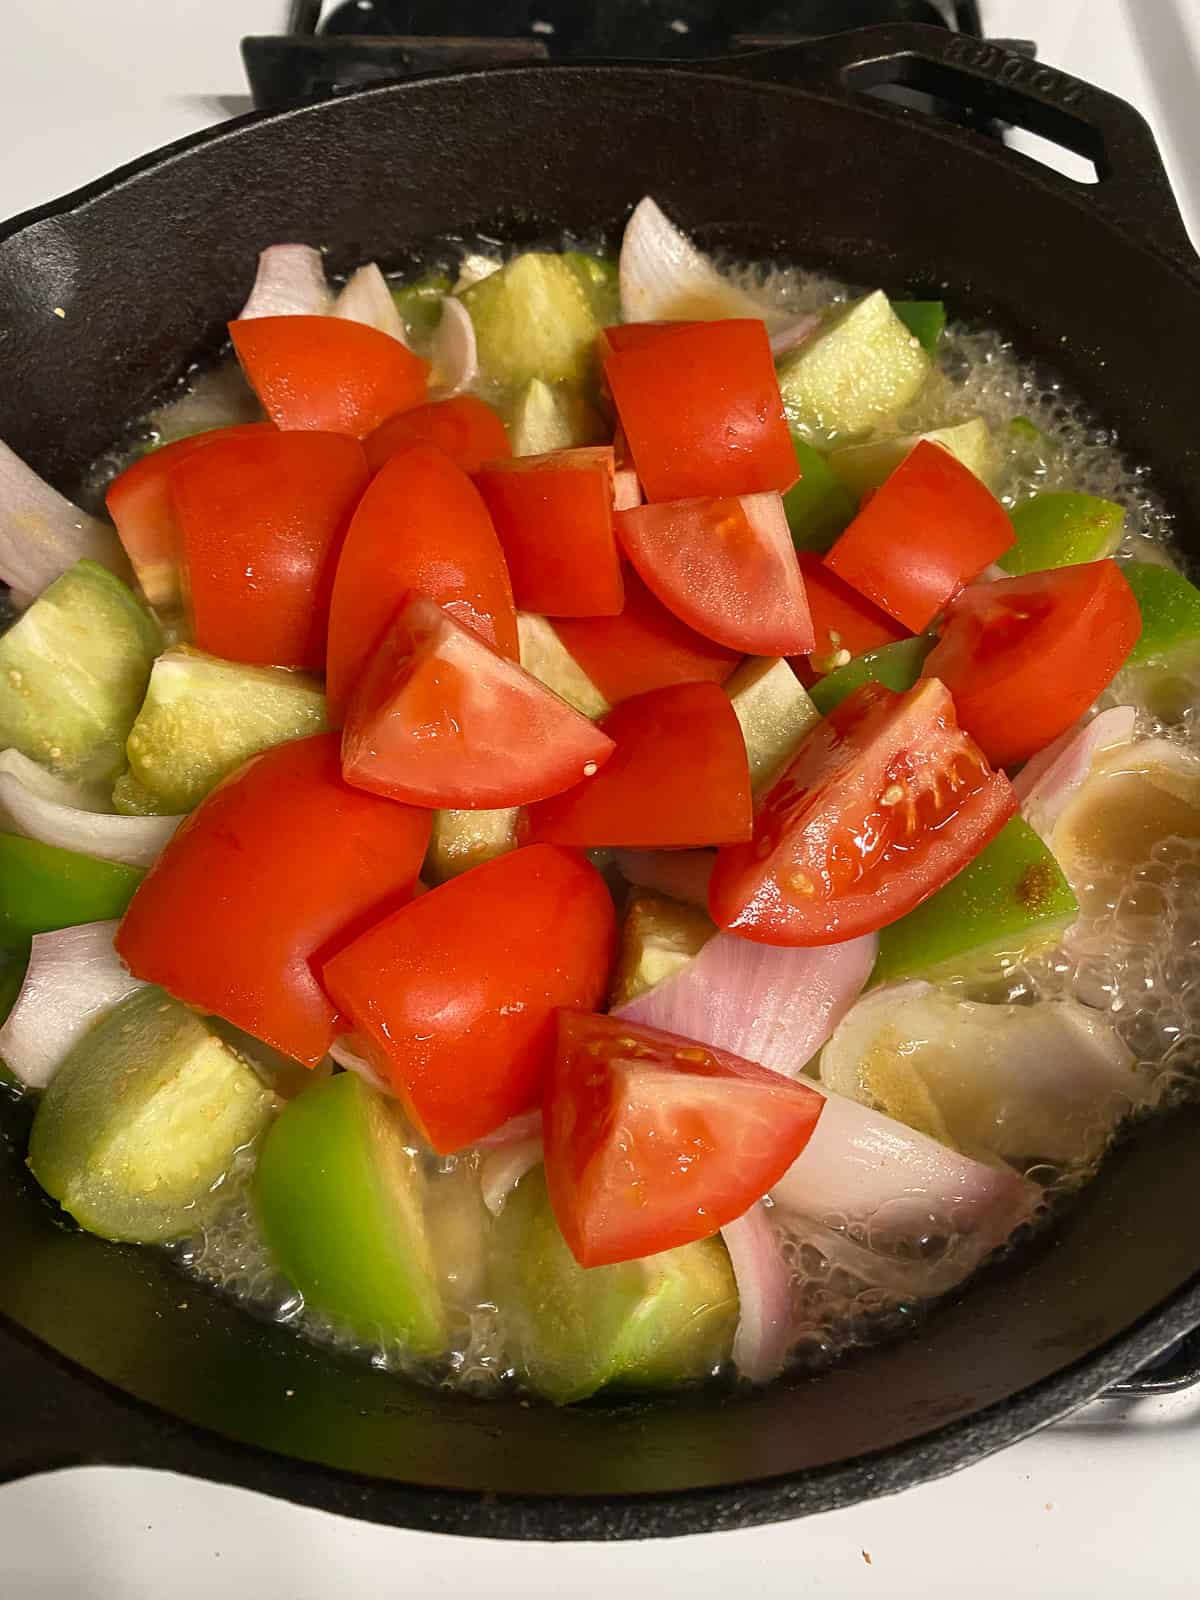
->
[2, 22, 1200, 1541]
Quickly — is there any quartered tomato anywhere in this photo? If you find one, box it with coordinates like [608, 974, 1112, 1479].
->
[322, 846, 616, 1153]
[604, 319, 798, 501]
[922, 560, 1142, 767]
[824, 441, 1015, 632]
[552, 569, 742, 704]
[474, 447, 623, 617]
[325, 441, 518, 722]
[170, 429, 369, 671]
[709, 678, 1016, 945]
[115, 734, 430, 1066]
[596, 321, 703, 363]
[616, 491, 813, 655]
[105, 422, 274, 612]
[341, 595, 615, 808]
[230, 316, 429, 437]
[523, 682, 752, 848]
[364, 394, 511, 475]
[793, 552, 911, 679]
[544, 1011, 825, 1267]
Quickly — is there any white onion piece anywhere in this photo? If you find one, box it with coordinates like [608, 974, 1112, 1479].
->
[973, 562, 1009, 584]
[0, 440, 128, 608]
[1016, 705, 1138, 841]
[619, 196, 776, 325]
[768, 313, 821, 360]
[480, 1136, 543, 1216]
[333, 262, 409, 345]
[429, 298, 478, 398]
[475, 1107, 542, 1150]
[720, 1203, 793, 1382]
[0, 749, 181, 867]
[613, 848, 715, 909]
[329, 1035, 392, 1094]
[237, 243, 332, 319]
[613, 466, 643, 511]
[0, 921, 144, 1088]
[614, 930, 876, 1079]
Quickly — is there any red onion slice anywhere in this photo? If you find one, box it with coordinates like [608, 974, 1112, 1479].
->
[475, 1107, 542, 1150]
[768, 313, 822, 360]
[613, 466, 643, 511]
[1016, 705, 1137, 841]
[237, 244, 331, 319]
[429, 298, 478, 398]
[613, 848, 715, 909]
[721, 1203, 793, 1382]
[333, 262, 409, 345]
[0, 921, 145, 1088]
[613, 930, 877, 1079]
[0, 750, 181, 867]
[0, 440, 129, 607]
[480, 1136, 543, 1216]
[329, 1035, 393, 1094]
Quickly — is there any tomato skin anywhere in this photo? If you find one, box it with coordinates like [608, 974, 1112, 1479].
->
[474, 447, 623, 617]
[325, 441, 518, 722]
[824, 441, 1015, 632]
[105, 423, 274, 612]
[922, 560, 1142, 767]
[170, 430, 369, 671]
[523, 682, 752, 848]
[709, 678, 1016, 945]
[552, 568, 742, 704]
[364, 395, 510, 476]
[322, 845, 616, 1153]
[793, 553, 911, 681]
[605, 319, 798, 502]
[230, 316, 429, 437]
[341, 595, 615, 809]
[616, 491, 813, 655]
[596, 321, 703, 363]
[115, 734, 430, 1066]
[544, 1010, 825, 1267]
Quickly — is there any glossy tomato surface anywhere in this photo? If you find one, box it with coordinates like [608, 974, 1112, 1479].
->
[364, 394, 510, 475]
[793, 552, 911, 677]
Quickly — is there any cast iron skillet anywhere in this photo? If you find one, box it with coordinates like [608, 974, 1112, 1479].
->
[2, 23, 1200, 1541]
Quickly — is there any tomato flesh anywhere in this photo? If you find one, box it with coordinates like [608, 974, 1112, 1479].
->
[322, 845, 616, 1152]
[709, 678, 1016, 945]
[230, 315, 429, 437]
[792, 552, 911, 682]
[523, 681, 753, 848]
[341, 595, 615, 809]
[170, 429, 369, 671]
[616, 491, 814, 656]
[115, 734, 430, 1066]
[604, 319, 797, 501]
[364, 394, 511, 476]
[544, 1011, 825, 1267]
[824, 441, 1015, 632]
[325, 441, 518, 722]
[922, 560, 1142, 767]
[474, 447, 623, 617]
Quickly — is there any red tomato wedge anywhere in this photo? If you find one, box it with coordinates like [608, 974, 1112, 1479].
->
[105, 423, 274, 612]
[824, 441, 1014, 633]
[604, 319, 798, 502]
[230, 315, 429, 437]
[170, 429, 369, 671]
[474, 447, 622, 617]
[709, 678, 1016, 945]
[921, 561, 1141, 767]
[544, 1011, 825, 1267]
[364, 394, 510, 475]
[341, 595, 615, 808]
[523, 682, 752, 848]
[552, 568, 742, 704]
[323, 846, 615, 1153]
[596, 321, 703, 363]
[115, 734, 430, 1066]
[793, 552, 910, 679]
[616, 490, 814, 655]
[325, 441, 518, 722]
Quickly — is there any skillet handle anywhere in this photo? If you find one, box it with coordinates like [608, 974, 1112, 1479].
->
[720, 22, 1198, 275]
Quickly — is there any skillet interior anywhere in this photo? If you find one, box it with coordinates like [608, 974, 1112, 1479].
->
[2, 42, 1199, 1537]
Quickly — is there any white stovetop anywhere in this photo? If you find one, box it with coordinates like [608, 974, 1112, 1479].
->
[3, 2, 1199, 1595]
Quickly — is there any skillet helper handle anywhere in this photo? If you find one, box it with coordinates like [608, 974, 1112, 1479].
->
[1105, 1327, 1200, 1397]
[721, 22, 1198, 275]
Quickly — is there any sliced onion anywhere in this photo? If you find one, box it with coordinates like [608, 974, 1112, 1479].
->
[0, 921, 144, 1088]
[329, 1035, 392, 1093]
[237, 243, 331, 319]
[0, 749, 181, 867]
[973, 562, 1009, 584]
[333, 262, 409, 344]
[613, 466, 643, 511]
[475, 1107, 542, 1150]
[768, 313, 822, 360]
[613, 848, 715, 909]
[480, 1136, 543, 1216]
[0, 440, 129, 607]
[1016, 705, 1138, 841]
[429, 298, 478, 398]
[619, 196, 775, 325]
[614, 930, 877, 1078]
[721, 1203, 793, 1382]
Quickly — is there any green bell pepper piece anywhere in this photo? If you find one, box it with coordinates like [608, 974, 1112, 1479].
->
[893, 300, 946, 353]
[391, 272, 453, 342]
[0, 833, 142, 958]
[1121, 561, 1200, 666]
[1000, 492, 1124, 575]
[808, 636, 933, 717]
[782, 434, 857, 552]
